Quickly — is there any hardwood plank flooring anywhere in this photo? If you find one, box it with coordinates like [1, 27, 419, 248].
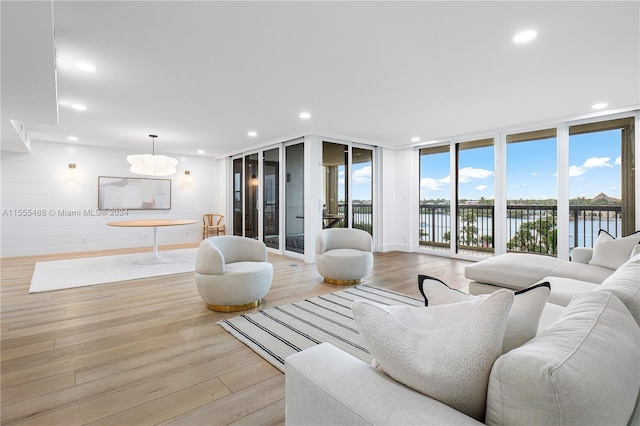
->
[1, 244, 472, 425]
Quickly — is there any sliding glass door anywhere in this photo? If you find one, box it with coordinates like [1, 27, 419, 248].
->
[321, 141, 374, 236]
[352, 147, 373, 235]
[244, 153, 259, 239]
[285, 143, 304, 254]
[322, 142, 348, 229]
[232, 158, 243, 236]
[263, 147, 280, 249]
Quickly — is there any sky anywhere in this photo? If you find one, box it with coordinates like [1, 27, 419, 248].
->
[420, 129, 622, 201]
[337, 163, 372, 201]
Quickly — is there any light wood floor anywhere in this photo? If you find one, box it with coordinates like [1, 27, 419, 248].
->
[0, 245, 472, 425]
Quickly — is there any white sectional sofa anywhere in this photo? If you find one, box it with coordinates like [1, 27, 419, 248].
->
[466, 230, 640, 306]
[284, 250, 640, 425]
[465, 247, 612, 305]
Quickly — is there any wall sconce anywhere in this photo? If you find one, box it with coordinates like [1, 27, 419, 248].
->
[65, 163, 78, 179]
[251, 175, 259, 186]
[184, 170, 194, 183]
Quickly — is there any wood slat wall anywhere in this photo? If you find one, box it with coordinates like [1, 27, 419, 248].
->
[0, 246, 471, 425]
[1, 141, 222, 257]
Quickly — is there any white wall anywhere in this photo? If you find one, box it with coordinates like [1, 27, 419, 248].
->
[377, 147, 412, 252]
[0, 141, 222, 257]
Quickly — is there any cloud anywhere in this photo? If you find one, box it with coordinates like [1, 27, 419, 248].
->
[531, 172, 538, 176]
[615, 156, 621, 166]
[420, 177, 446, 191]
[569, 165, 585, 177]
[422, 167, 491, 190]
[352, 166, 371, 184]
[569, 156, 615, 178]
[458, 167, 493, 183]
[583, 156, 612, 169]
[475, 185, 488, 191]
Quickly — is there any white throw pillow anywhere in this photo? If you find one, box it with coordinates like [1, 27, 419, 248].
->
[352, 289, 513, 421]
[588, 229, 640, 270]
[418, 275, 550, 353]
[631, 244, 640, 259]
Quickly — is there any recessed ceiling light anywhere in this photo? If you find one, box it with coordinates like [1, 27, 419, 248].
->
[513, 30, 537, 43]
[68, 136, 78, 141]
[299, 112, 311, 119]
[592, 102, 608, 110]
[71, 104, 87, 111]
[76, 62, 98, 72]
[197, 150, 205, 154]
[248, 131, 257, 137]
[411, 137, 420, 142]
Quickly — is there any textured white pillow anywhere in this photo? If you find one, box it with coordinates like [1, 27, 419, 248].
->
[352, 289, 513, 421]
[418, 275, 550, 353]
[631, 244, 640, 259]
[588, 229, 640, 270]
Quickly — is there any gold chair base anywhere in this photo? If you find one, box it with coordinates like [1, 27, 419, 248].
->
[207, 300, 261, 312]
[323, 278, 364, 285]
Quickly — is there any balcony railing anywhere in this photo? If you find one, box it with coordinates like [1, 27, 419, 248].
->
[418, 203, 622, 255]
[334, 203, 373, 234]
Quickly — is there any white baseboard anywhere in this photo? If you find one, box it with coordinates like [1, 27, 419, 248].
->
[377, 243, 411, 253]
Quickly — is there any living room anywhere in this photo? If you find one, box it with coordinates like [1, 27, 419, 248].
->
[1, 1, 639, 425]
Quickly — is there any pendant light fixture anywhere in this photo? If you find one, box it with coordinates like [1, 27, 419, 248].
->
[127, 134, 178, 176]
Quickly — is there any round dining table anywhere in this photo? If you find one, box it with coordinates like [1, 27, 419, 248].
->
[107, 219, 197, 264]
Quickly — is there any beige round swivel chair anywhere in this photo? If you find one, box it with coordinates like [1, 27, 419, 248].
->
[315, 228, 373, 285]
[195, 236, 273, 312]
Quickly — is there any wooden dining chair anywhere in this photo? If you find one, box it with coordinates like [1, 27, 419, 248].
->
[202, 214, 226, 239]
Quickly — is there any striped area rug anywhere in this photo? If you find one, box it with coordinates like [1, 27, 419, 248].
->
[218, 285, 423, 372]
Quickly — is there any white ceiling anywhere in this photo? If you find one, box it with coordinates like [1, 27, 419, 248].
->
[2, 1, 639, 157]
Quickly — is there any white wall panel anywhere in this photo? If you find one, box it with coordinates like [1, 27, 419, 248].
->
[1, 141, 222, 257]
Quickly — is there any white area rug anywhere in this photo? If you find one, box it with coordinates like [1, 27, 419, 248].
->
[29, 248, 197, 293]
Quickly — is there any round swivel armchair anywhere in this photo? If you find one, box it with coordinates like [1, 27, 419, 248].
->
[195, 236, 273, 312]
[315, 228, 373, 285]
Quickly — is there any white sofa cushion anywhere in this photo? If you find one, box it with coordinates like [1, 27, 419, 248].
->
[418, 275, 549, 353]
[352, 290, 513, 421]
[465, 252, 613, 289]
[588, 229, 640, 270]
[486, 291, 640, 426]
[596, 253, 640, 326]
[538, 276, 599, 306]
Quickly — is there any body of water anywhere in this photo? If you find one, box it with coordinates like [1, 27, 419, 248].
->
[419, 214, 622, 248]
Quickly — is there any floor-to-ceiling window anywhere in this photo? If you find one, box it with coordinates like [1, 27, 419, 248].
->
[416, 114, 636, 259]
[285, 143, 304, 254]
[263, 147, 280, 249]
[506, 129, 558, 255]
[456, 138, 494, 255]
[418, 145, 451, 250]
[568, 117, 635, 247]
